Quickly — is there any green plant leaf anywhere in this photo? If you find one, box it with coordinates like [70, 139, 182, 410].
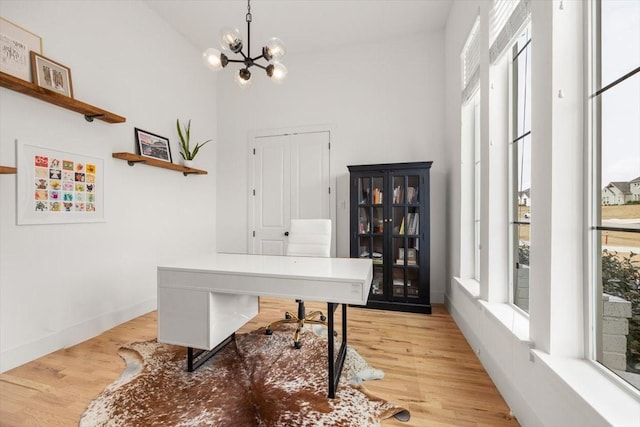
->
[176, 119, 210, 160]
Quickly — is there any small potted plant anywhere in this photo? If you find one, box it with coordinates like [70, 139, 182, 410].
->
[176, 119, 212, 168]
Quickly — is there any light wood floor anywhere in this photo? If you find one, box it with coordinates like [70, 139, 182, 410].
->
[0, 298, 519, 426]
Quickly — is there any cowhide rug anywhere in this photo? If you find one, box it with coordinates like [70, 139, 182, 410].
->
[80, 325, 410, 426]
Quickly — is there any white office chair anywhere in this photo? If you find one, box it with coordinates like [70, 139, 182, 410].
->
[265, 219, 331, 349]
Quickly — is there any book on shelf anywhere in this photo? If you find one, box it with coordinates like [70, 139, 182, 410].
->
[371, 251, 383, 264]
[358, 221, 371, 233]
[393, 185, 404, 203]
[399, 214, 420, 235]
[373, 188, 383, 204]
[395, 259, 417, 265]
[407, 248, 417, 263]
[406, 187, 414, 203]
[405, 186, 420, 204]
[360, 188, 370, 204]
[404, 213, 419, 235]
[399, 214, 420, 239]
[396, 247, 418, 265]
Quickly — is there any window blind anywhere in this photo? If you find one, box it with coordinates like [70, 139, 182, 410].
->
[490, 0, 531, 64]
[461, 17, 481, 102]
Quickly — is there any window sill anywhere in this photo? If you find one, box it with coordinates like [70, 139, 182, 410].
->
[531, 350, 640, 425]
[451, 277, 531, 344]
[456, 277, 480, 299]
[479, 300, 532, 344]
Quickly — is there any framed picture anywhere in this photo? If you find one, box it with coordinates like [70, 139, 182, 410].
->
[0, 17, 42, 81]
[31, 51, 73, 97]
[16, 140, 105, 225]
[135, 128, 172, 163]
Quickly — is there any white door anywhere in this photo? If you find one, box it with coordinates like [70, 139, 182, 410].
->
[250, 131, 330, 255]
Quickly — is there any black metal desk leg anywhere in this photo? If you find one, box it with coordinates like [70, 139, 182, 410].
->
[327, 302, 348, 398]
[187, 333, 235, 372]
[328, 303, 335, 397]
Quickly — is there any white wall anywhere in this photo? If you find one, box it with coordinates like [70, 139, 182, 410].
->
[0, 0, 217, 372]
[215, 33, 449, 303]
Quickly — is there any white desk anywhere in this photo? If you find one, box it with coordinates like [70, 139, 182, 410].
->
[157, 252, 373, 397]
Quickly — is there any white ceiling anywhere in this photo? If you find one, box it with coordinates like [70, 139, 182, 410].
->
[145, 0, 453, 56]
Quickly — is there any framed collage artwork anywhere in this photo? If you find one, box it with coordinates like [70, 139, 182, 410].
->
[16, 140, 105, 225]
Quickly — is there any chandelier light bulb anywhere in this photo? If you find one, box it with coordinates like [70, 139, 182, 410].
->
[267, 62, 287, 83]
[235, 68, 252, 87]
[202, 48, 227, 71]
[264, 37, 286, 62]
[219, 27, 243, 53]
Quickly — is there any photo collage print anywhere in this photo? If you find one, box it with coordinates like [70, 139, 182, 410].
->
[33, 154, 97, 213]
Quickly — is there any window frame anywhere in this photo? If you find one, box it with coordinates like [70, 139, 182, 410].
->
[587, 0, 640, 390]
[509, 22, 532, 313]
[460, 15, 482, 282]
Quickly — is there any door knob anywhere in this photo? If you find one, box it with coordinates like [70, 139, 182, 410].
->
[284, 231, 289, 236]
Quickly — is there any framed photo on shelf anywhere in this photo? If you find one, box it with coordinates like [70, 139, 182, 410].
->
[0, 17, 43, 81]
[30, 51, 73, 97]
[134, 128, 172, 163]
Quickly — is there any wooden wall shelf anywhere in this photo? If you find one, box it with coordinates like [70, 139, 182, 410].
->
[112, 153, 207, 176]
[0, 166, 17, 174]
[0, 71, 126, 124]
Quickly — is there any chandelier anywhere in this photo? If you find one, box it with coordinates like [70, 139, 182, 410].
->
[202, 0, 287, 87]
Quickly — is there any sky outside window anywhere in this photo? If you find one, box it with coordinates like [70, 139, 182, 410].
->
[601, 0, 640, 185]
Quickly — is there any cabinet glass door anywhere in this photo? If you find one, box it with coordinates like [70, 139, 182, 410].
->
[356, 174, 385, 299]
[390, 173, 421, 301]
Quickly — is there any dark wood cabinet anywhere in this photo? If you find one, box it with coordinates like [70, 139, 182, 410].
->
[348, 162, 432, 313]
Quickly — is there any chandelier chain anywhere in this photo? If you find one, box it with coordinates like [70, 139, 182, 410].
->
[246, 0, 252, 23]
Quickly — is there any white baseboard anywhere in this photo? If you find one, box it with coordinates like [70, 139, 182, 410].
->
[0, 298, 156, 373]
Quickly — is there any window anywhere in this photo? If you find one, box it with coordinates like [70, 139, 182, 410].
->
[590, 0, 640, 390]
[461, 93, 481, 281]
[510, 25, 531, 313]
[461, 17, 481, 281]
[488, 0, 531, 308]
[473, 97, 481, 280]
